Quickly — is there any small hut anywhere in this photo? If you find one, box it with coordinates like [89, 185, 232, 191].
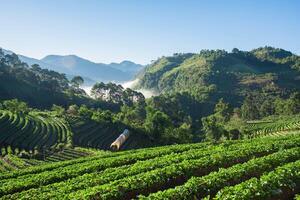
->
[110, 129, 130, 151]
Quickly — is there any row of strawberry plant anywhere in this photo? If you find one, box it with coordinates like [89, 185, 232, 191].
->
[0, 141, 214, 195]
[214, 159, 300, 200]
[139, 146, 300, 200]
[67, 137, 300, 200]
[251, 117, 300, 137]
[0, 111, 71, 154]
[5, 136, 296, 200]
[0, 138, 213, 180]
[1, 142, 233, 199]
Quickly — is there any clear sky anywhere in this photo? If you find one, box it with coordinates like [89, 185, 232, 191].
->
[0, 0, 299, 64]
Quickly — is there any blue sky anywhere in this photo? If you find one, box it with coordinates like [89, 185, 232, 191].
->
[0, 0, 299, 64]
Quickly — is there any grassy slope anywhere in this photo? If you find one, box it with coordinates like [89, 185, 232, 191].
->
[136, 48, 300, 107]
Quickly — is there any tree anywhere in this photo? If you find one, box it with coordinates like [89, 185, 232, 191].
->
[275, 92, 300, 115]
[123, 88, 145, 106]
[231, 48, 240, 54]
[119, 105, 144, 128]
[31, 64, 42, 72]
[79, 105, 93, 119]
[91, 82, 107, 100]
[202, 115, 224, 142]
[3, 99, 29, 113]
[241, 95, 260, 120]
[51, 104, 65, 116]
[260, 99, 275, 117]
[144, 107, 172, 140]
[71, 76, 84, 88]
[287, 92, 300, 114]
[91, 110, 113, 123]
[214, 98, 232, 122]
[106, 83, 124, 103]
[161, 123, 193, 144]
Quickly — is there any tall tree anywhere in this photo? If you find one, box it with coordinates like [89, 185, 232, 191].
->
[71, 76, 84, 88]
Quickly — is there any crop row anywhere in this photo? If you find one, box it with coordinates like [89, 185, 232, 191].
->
[70, 117, 140, 150]
[1, 135, 299, 199]
[0, 142, 238, 199]
[0, 155, 43, 173]
[0, 111, 71, 154]
[139, 146, 300, 199]
[249, 117, 300, 137]
[0, 139, 211, 180]
[214, 159, 300, 200]
[67, 137, 300, 200]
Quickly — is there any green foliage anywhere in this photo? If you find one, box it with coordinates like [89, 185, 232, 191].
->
[0, 109, 73, 157]
[136, 47, 300, 119]
[91, 82, 145, 106]
[0, 52, 103, 110]
[51, 104, 65, 116]
[215, 160, 300, 200]
[1, 135, 300, 199]
[78, 105, 93, 119]
[91, 110, 113, 123]
[274, 92, 300, 115]
[202, 115, 225, 141]
[118, 104, 146, 128]
[214, 99, 233, 123]
[144, 108, 172, 140]
[252, 46, 300, 70]
[70, 76, 84, 88]
[202, 99, 233, 141]
[3, 99, 29, 113]
[161, 123, 193, 144]
[142, 146, 300, 200]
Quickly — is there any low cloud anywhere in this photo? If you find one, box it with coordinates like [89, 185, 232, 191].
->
[80, 78, 158, 99]
[81, 85, 93, 96]
[122, 79, 158, 98]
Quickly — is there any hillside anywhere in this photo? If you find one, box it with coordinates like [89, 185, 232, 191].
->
[136, 47, 300, 106]
[0, 49, 115, 109]
[0, 134, 299, 199]
[0, 110, 150, 157]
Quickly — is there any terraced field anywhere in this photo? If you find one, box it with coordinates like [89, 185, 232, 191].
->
[43, 147, 104, 162]
[68, 116, 150, 150]
[0, 154, 44, 172]
[247, 116, 300, 137]
[0, 110, 72, 155]
[0, 147, 105, 173]
[0, 134, 299, 200]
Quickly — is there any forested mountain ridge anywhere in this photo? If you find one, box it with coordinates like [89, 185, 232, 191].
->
[0, 49, 98, 108]
[1, 48, 143, 83]
[136, 47, 300, 106]
[41, 55, 141, 82]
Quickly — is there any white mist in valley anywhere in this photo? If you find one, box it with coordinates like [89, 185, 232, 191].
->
[122, 79, 158, 98]
[81, 85, 93, 96]
[80, 79, 157, 98]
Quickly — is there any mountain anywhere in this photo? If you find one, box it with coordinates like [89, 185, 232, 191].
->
[135, 47, 300, 106]
[1, 48, 143, 83]
[109, 60, 143, 73]
[2, 48, 62, 72]
[41, 55, 134, 82]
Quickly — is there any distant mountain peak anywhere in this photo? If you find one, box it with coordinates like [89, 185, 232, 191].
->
[2, 48, 144, 83]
